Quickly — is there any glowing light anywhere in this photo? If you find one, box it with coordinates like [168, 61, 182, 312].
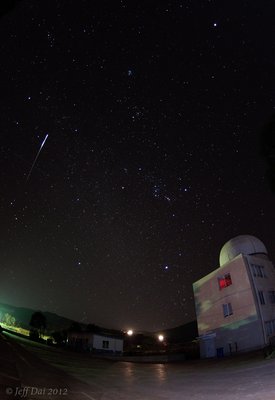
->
[158, 334, 164, 342]
[127, 329, 133, 336]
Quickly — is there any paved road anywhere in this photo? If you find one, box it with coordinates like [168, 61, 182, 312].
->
[1, 332, 275, 399]
[0, 332, 101, 400]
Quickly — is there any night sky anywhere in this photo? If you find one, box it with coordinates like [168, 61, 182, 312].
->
[0, 0, 274, 332]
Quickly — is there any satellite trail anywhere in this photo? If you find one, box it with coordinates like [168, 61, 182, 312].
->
[26, 134, 49, 182]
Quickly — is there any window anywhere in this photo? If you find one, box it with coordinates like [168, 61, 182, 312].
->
[218, 273, 232, 290]
[102, 340, 109, 349]
[223, 303, 233, 317]
[265, 320, 275, 336]
[269, 291, 275, 304]
[251, 264, 266, 278]
[258, 290, 265, 305]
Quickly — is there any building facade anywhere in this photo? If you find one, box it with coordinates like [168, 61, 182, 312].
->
[67, 331, 123, 353]
[193, 235, 275, 358]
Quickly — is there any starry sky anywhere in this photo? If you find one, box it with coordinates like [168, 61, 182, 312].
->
[0, 0, 274, 332]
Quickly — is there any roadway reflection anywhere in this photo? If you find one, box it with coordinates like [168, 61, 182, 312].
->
[121, 362, 168, 385]
[154, 363, 167, 382]
[123, 362, 135, 383]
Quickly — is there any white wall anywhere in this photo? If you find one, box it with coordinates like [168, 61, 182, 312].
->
[193, 254, 268, 355]
[93, 334, 123, 352]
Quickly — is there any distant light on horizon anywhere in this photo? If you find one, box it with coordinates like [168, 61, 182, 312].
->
[158, 334, 164, 342]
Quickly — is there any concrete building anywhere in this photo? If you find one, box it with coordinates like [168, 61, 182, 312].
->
[67, 331, 123, 353]
[193, 235, 275, 358]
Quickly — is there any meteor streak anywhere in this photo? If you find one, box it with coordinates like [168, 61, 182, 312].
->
[26, 134, 49, 182]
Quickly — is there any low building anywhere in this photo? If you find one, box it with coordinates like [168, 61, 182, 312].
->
[193, 235, 275, 358]
[67, 331, 123, 353]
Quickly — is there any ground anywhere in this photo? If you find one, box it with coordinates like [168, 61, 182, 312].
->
[1, 331, 275, 399]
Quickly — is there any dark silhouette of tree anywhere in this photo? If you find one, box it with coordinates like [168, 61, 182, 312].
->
[29, 329, 39, 341]
[29, 311, 46, 338]
[52, 330, 67, 346]
[260, 114, 275, 193]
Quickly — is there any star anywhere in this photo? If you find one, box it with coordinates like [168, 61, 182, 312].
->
[0, 0, 273, 334]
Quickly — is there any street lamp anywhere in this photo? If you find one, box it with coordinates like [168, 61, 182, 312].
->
[158, 334, 164, 342]
[127, 329, 133, 336]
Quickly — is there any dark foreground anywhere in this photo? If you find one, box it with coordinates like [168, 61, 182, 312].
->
[1, 331, 275, 399]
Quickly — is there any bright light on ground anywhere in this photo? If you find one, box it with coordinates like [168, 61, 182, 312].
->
[0, 323, 51, 341]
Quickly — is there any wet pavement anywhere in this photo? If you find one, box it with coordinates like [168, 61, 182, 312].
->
[1, 331, 275, 399]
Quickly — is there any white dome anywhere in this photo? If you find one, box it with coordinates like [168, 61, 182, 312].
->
[219, 235, 267, 267]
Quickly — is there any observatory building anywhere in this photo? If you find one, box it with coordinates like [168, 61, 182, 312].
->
[193, 235, 275, 358]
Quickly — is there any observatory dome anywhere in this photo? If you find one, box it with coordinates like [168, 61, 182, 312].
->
[219, 235, 267, 267]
